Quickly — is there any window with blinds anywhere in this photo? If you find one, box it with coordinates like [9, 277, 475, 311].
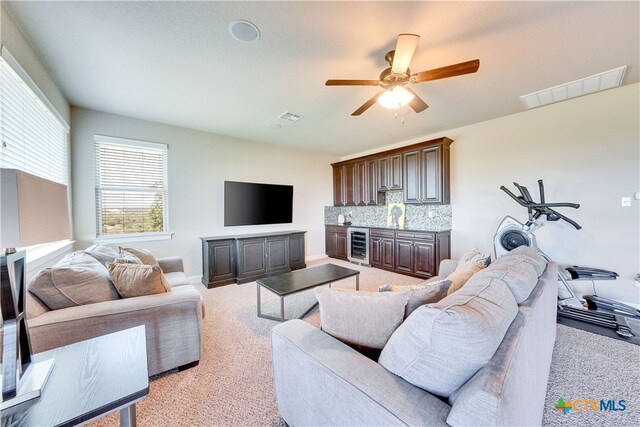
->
[95, 136, 169, 237]
[0, 52, 69, 186]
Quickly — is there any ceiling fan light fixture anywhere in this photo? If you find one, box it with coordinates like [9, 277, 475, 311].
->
[377, 86, 415, 109]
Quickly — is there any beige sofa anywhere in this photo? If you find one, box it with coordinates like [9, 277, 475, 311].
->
[26, 255, 205, 376]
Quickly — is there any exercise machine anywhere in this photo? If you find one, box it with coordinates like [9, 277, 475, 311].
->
[496, 180, 639, 339]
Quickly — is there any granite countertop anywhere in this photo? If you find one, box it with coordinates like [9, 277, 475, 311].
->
[324, 223, 451, 233]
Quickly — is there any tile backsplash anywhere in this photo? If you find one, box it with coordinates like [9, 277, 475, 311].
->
[324, 191, 452, 231]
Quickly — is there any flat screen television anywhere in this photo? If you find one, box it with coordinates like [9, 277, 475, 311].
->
[224, 181, 293, 226]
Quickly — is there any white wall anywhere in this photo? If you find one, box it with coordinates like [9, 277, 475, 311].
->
[0, 5, 70, 124]
[71, 107, 337, 278]
[345, 84, 640, 304]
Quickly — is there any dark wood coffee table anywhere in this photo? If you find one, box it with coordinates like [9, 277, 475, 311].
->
[256, 263, 360, 322]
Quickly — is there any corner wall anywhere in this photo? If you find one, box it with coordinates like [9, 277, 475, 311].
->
[71, 107, 337, 278]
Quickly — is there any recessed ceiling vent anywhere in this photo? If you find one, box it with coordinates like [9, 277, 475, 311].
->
[277, 112, 304, 123]
[520, 65, 627, 110]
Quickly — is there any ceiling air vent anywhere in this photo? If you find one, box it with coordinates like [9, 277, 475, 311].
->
[277, 111, 304, 123]
[520, 65, 627, 110]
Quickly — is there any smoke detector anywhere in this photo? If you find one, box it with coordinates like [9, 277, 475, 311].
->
[229, 20, 260, 43]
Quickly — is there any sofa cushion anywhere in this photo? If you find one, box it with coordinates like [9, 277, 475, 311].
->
[474, 260, 541, 304]
[379, 278, 452, 318]
[108, 262, 171, 298]
[28, 251, 121, 310]
[497, 245, 547, 276]
[164, 271, 190, 288]
[315, 287, 411, 350]
[84, 244, 119, 266]
[119, 247, 158, 266]
[378, 276, 518, 397]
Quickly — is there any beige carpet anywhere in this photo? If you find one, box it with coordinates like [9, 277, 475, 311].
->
[90, 258, 639, 427]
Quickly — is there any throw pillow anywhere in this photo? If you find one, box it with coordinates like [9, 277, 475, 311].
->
[378, 278, 452, 318]
[28, 251, 121, 310]
[378, 276, 518, 398]
[108, 263, 171, 298]
[314, 287, 411, 350]
[118, 247, 159, 266]
[83, 244, 119, 266]
[456, 248, 491, 271]
[446, 248, 491, 295]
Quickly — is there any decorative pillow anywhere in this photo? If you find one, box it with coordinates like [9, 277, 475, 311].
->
[108, 263, 171, 298]
[119, 247, 158, 266]
[446, 270, 476, 295]
[83, 244, 119, 266]
[379, 276, 518, 397]
[114, 256, 142, 265]
[379, 279, 452, 318]
[314, 287, 411, 350]
[446, 248, 491, 295]
[456, 248, 491, 271]
[28, 251, 120, 310]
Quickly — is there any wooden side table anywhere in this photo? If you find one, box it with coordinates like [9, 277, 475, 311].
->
[1, 326, 149, 427]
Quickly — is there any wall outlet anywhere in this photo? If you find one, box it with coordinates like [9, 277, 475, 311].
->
[621, 196, 632, 207]
[635, 192, 640, 200]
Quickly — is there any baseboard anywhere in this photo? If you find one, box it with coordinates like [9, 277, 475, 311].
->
[306, 254, 328, 263]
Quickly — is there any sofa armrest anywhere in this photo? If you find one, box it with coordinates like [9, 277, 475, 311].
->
[28, 285, 203, 376]
[271, 320, 450, 426]
[438, 259, 458, 277]
[158, 256, 184, 273]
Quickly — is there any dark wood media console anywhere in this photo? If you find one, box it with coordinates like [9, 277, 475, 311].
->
[200, 231, 306, 288]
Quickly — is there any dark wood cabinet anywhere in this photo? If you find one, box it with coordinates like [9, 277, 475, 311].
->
[333, 165, 345, 206]
[289, 232, 306, 270]
[325, 225, 348, 261]
[332, 137, 451, 206]
[378, 154, 402, 191]
[201, 231, 306, 288]
[202, 239, 236, 287]
[328, 226, 450, 278]
[370, 229, 395, 270]
[403, 141, 451, 204]
[344, 163, 357, 206]
[331, 159, 381, 207]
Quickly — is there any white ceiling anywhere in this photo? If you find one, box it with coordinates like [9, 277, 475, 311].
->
[5, 1, 639, 156]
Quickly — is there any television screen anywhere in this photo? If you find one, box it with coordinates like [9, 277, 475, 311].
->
[224, 181, 293, 226]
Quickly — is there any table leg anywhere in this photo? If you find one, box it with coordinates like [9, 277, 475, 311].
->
[356, 274, 360, 291]
[256, 285, 262, 318]
[120, 404, 136, 427]
[280, 297, 285, 322]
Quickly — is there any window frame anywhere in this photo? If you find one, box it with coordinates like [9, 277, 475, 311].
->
[93, 134, 171, 243]
[0, 47, 73, 263]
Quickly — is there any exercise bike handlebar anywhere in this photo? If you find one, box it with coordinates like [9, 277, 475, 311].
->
[500, 185, 582, 230]
[500, 186, 580, 209]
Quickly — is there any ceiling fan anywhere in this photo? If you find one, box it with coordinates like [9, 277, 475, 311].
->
[326, 34, 480, 116]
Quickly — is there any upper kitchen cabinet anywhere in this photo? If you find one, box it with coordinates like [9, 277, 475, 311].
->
[331, 137, 452, 206]
[403, 139, 451, 204]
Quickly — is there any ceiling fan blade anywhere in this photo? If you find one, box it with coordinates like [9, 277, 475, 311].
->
[391, 33, 420, 74]
[411, 59, 480, 83]
[352, 91, 384, 116]
[404, 87, 429, 113]
[326, 79, 380, 86]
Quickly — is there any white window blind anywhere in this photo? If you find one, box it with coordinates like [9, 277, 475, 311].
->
[0, 51, 69, 186]
[95, 135, 169, 237]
